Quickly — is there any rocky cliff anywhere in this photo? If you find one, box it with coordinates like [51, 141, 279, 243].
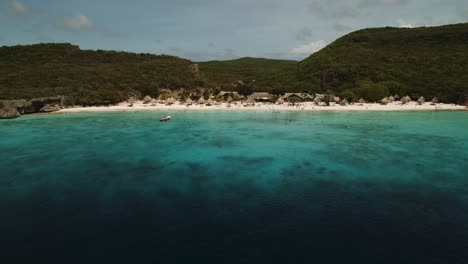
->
[0, 96, 64, 119]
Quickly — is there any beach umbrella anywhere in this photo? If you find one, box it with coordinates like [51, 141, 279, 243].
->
[431, 97, 439, 104]
[340, 98, 349, 106]
[150, 98, 158, 105]
[417, 96, 425, 105]
[198, 97, 206, 104]
[358, 98, 366, 104]
[401, 96, 410, 104]
[388, 96, 395, 102]
[405, 95, 412, 102]
[186, 98, 193, 105]
[380, 97, 389, 105]
[313, 96, 321, 105]
[227, 96, 233, 102]
[143, 95, 152, 104]
[207, 98, 214, 104]
[394, 94, 400, 100]
[166, 97, 176, 104]
[246, 97, 255, 105]
[276, 97, 285, 104]
[334, 96, 341, 103]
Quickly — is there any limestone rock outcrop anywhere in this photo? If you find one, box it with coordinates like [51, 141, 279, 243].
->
[0, 96, 64, 119]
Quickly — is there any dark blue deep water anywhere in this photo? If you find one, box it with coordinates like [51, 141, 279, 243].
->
[1, 111, 467, 263]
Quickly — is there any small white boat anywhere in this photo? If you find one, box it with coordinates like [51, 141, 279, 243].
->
[160, 116, 171, 122]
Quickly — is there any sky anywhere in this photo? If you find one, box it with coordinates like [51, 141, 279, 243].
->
[1, 0, 467, 61]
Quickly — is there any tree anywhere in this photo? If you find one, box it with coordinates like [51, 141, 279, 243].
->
[202, 90, 210, 100]
[340, 90, 358, 102]
[355, 80, 389, 102]
[237, 85, 253, 97]
[271, 88, 285, 96]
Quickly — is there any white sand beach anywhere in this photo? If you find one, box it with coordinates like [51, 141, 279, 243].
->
[58, 101, 467, 113]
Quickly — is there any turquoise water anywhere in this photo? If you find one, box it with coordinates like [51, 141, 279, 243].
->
[1, 111, 467, 263]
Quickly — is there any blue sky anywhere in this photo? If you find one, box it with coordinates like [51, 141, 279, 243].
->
[1, 0, 467, 61]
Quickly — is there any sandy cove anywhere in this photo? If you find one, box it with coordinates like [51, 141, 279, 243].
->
[58, 101, 467, 113]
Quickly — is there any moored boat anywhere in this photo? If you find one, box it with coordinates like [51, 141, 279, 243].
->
[160, 116, 171, 122]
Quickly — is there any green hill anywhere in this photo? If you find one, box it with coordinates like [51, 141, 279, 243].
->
[198, 57, 298, 91]
[0, 43, 198, 105]
[1, 23, 467, 105]
[296, 23, 468, 103]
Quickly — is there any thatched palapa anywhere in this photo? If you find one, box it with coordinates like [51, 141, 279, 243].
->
[313, 97, 321, 104]
[245, 97, 255, 105]
[340, 98, 349, 106]
[166, 97, 176, 105]
[417, 96, 425, 105]
[276, 97, 285, 104]
[143, 96, 152, 104]
[380, 97, 389, 105]
[198, 97, 206, 104]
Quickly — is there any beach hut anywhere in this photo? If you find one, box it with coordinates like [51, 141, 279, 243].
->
[276, 97, 285, 104]
[150, 98, 158, 106]
[166, 97, 176, 105]
[245, 97, 255, 106]
[143, 96, 152, 104]
[186, 98, 193, 105]
[380, 97, 389, 105]
[417, 96, 425, 105]
[198, 97, 206, 104]
[431, 97, 439, 105]
[340, 98, 349, 106]
[389, 96, 395, 102]
[401, 96, 411, 104]
[127, 97, 136, 107]
[358, 98, 366, 104]
[313, 96, 321, 105]
[206, 98, 214, 106]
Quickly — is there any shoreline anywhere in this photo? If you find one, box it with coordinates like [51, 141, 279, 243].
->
[57, 101, 467, 114]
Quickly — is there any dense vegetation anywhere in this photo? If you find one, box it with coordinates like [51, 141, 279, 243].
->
[198, 57, 297, 91]
[1, 23, 467, 105]
[0, 43, 199, 105]
[295, 23, 468, 103]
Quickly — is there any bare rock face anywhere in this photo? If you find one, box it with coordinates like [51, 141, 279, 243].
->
[0, 101, 21, 119]
[40, 104, 61, 112]
[0, 96, 64, 119]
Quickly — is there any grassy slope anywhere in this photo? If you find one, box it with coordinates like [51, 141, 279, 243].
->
[296, 23, 468, 102]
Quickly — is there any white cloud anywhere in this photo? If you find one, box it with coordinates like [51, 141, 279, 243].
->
[64, 12, 94, 31]
[10, 0, 26, 14]
[291, 40, 326, 56]
[397, 19, 415, 28]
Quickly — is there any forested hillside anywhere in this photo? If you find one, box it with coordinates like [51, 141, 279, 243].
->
[296, 23, 468, 103]
[1, 23, 468, 105]
[0, 43, 198, 105]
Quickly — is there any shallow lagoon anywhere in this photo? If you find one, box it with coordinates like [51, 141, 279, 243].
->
[1, 111, 467, 263]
